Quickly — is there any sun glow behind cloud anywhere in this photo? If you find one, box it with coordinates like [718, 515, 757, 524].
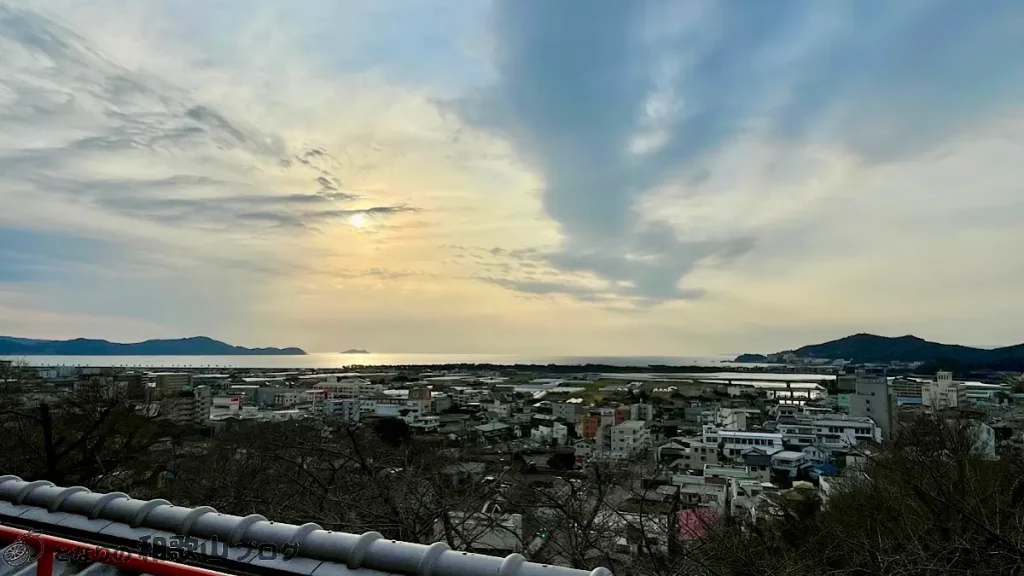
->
[1, 0, 1023, 354]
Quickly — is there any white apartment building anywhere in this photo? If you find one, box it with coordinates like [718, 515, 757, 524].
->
[715, 407, 758, 430]
[322, 398, 361, 422]
[451, 387, 489, 407]
[531, 422, 568, 446]
[319, 377, 385, 399]
[922, 371, 967, 410]
[552, 400, 583, 422]
[704, 425, 784, 459]
[812, 416, 881, 449]
[610, 420, 649, 458]
[777, 414, 880, 450]
[629, 403, 654, 422]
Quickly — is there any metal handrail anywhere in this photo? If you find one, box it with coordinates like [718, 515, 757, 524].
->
[0, 525, 231, 576]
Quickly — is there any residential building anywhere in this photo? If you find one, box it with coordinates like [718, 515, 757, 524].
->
[323, 398, 361, 422]
[409, 416, 441, 434]
[812, 416, 881, 450]
[452, 387, 489, 407]
[705, 464, 770, 483]
[656, 437, 719, 470]
[153, 372, 192, 399]
[582, 413, 601, 438]
[432, 393, 453, 413]
[716, 407, 754, 430]
[598, 406, 628, 427]
[320, 377, 384, 399]
[706, 426, 784, 459]
[629, 403, 654, 422]
[671, 474, 728, 513]
[610, 420, 649, 458]
[473, 422, 512, 440]
[849, 372, 897, 440]
[484, 399, 511, 418]
[155, 386, 209, 426]
[771, 451, 809, 477]
[574, 439, 595, 464]
[551, 401, 581, 422]
[531, 422, 568, 446]
[374, 404, 423, 424]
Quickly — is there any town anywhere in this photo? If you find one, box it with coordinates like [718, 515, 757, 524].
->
[2, 357, 1021, 574]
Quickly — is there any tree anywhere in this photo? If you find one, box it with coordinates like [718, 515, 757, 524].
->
[1, 380, 177, 488]
[373, 417, 411, 446]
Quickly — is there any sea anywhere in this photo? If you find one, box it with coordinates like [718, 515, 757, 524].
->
[1, 353, 750, 369]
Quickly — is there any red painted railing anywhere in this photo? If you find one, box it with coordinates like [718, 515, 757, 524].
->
[0, 525, 231, 576]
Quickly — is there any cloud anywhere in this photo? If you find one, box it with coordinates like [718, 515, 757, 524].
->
[2, 0, 1024, 355]
[455, 0, 1024, 305]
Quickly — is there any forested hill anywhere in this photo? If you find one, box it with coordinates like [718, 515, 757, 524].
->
[784, 333, 1024, 364]
[0, 336, 306, 355]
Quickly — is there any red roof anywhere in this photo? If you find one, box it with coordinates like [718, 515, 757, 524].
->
[678, 508, 719, 541]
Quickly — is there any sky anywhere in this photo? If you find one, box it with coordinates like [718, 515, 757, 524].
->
[1, 0, 1023, 355]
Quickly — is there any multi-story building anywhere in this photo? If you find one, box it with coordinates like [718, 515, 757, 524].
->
[552, 401, 582, 422]
[320, 377, 385, 399]
[656, 437, 719, 470]
[432, 393, 453, 414]
[152, 372, 192, 399]
[812, 416, 881, 450]
[598, 406, 628, 427]
[629, 403, 654, 422]
[671, 474, 728, 512]
[305, 389, 327, 404]
[608, 420, 649, 458]
[156, 385, 210, 426]
[273, 390, 302, 407]
[922, 371, 967, 411]
[716, 407, 756, 430]
[531, 423, 568, 446]
[849, 371, 897, 440]
[704, 425, 784, 459]
[580, 413, 599, 438]
[485, 399, 512, 418]
[891, 378, 924, 400]
[323, 398, 361, 422]
[451, 387, 489, 407]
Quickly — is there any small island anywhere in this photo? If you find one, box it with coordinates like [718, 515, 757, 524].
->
[734, 353, 768, 363]
[342, 349, 371, 354]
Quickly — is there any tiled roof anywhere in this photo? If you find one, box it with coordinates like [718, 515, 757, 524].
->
[0, 476, 611, 576]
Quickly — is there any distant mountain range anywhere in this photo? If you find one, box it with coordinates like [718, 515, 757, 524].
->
[0, 336, 306, 356]
[737, 333, 1024, 365]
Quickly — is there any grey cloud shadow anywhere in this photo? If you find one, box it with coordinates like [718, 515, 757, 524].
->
[453, 0, 1023, 305]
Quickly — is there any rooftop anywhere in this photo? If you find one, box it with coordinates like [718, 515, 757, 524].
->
[0, 475, 609, 576]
